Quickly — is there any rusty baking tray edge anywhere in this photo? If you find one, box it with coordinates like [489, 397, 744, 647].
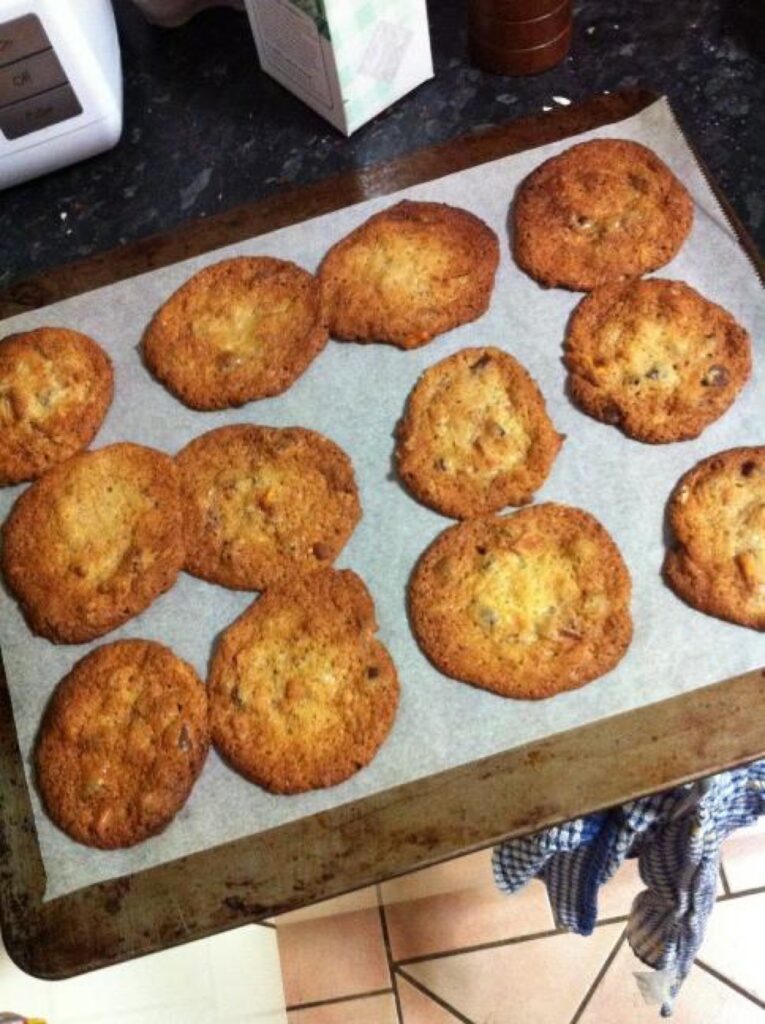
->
[1, 88, 764, 980]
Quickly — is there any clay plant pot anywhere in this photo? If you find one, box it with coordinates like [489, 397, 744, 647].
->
[470, 0, 565, 22]
[469, 0, 571, 49]
[469, 21, 572, 75]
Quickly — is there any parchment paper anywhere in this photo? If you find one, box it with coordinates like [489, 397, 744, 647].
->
[1, 98, 763, 901]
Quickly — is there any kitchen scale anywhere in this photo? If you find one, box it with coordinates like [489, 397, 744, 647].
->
[0, 0, 122, 189]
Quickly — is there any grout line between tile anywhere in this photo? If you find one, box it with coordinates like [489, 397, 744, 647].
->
[695, 959, 765, 1010]
[378, 886, 405, 1024]
[285, 987, 394, 1013]
[593, 913, 630, 928]
[718, 862, 732, 897]
[388, 890, 762, 971]
[394, 924, 565, 967]
[569, 930, 627, 1024]
[713, 883, 765, 902]
[396, 966, 477, 1024]
[382, 888, 765, 1018]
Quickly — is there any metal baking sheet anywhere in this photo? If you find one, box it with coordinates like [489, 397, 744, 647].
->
[1, 96, 763, 901]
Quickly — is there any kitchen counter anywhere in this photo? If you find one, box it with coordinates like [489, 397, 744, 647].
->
[1, 0, 763, 291]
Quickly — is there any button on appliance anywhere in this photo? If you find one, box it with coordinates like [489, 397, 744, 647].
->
[0, 47, 68, 107]
[0, 81, 81, 139]
[0, 12, 49, 64]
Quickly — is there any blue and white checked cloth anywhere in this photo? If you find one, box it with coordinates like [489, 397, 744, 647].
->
[493, 761, 765, 1015]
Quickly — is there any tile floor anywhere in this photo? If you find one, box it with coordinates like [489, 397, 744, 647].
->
[277, 816, 765, 1023]
[2, 818, 762, 1023]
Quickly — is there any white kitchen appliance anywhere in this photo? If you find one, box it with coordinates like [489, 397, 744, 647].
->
[0, 0, 122, 189]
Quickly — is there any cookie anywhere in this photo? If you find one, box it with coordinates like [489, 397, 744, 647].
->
[565, 280, 751, 443]
[143, 256, 328, 410]
[0, 327, 113, 486]
[664, 447, 765, 629]
[175, 425, 361, 590]
[319, 200, 500, 349]
[36, 639, 209, 849]
[2, 443, 185, 643]
[409, 503, 632, 698]
[396, 346, 563, 518]
[513, 139, 693, 291]
[209, 569, 399, 794]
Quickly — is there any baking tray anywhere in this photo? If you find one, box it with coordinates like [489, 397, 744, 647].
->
[1, 89, 764, 980]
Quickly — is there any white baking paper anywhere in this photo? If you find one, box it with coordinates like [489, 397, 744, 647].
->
[1, 98, 763, 901]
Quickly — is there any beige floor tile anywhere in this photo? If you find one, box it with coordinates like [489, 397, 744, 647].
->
[385, 875, 554, 962]
[276, 885, 379, 925]
[278, 907, 390, 1007]
[381, 849, 492, 905]
[403, 922, 622, 1024]
[397, 974, 463, 1023]
[579, 936, 765, 1023]
[286, 993, 398, 1024]
[721, 821, 765, 893]
[696, 892, 765, 1001]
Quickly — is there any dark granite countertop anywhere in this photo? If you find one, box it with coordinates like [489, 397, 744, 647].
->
[1, 0, 763, 292]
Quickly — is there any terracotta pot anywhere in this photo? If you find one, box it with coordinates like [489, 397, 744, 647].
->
[469, 0, 564, 22]
[469, 22, 572, 75]
[469, 0, 571, 49]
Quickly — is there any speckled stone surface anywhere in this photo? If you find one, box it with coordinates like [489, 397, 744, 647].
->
[1, 0, 763, 290]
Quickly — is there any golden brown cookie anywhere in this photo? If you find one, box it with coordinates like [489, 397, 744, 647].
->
[409, 503, 632, 698]
[664, 447, 765, 629]
[0, 327, 113, 486]
[2, 443, 185, 643]
[396, 346, 563, 518]
[514, 139, 693, 290]
[565, 280, 751, 443]
[209, 569, 399, 794]
[319, 200, 500, 349]
[176, 425, 361, 590]
[36, 639, 209, 849]
[143, 256, 328, 410]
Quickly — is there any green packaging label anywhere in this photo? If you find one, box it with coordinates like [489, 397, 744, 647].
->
[287, 0, 330, 39]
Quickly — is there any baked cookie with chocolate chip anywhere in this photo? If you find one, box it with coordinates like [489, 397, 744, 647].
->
[565, 279, 751, 443]
[409, 503, 632, 699]
[209, 569, 399, 793]
[664, 447, 765, 629]
[514, 139, 693, 290]
[0, 327, 113, 486]
[36, 639, 209, 849]
[319, 200, 500, 349]
[143, 256, 328, 410]
[2, 443, 185, 643]
[396, 346, 563, 518]
[175, 424, 361, 590]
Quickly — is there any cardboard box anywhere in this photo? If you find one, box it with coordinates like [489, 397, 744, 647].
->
[244, 0, 434, 135]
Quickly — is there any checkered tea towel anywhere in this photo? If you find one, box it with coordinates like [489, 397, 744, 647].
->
[492, 760, 765, 1016]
